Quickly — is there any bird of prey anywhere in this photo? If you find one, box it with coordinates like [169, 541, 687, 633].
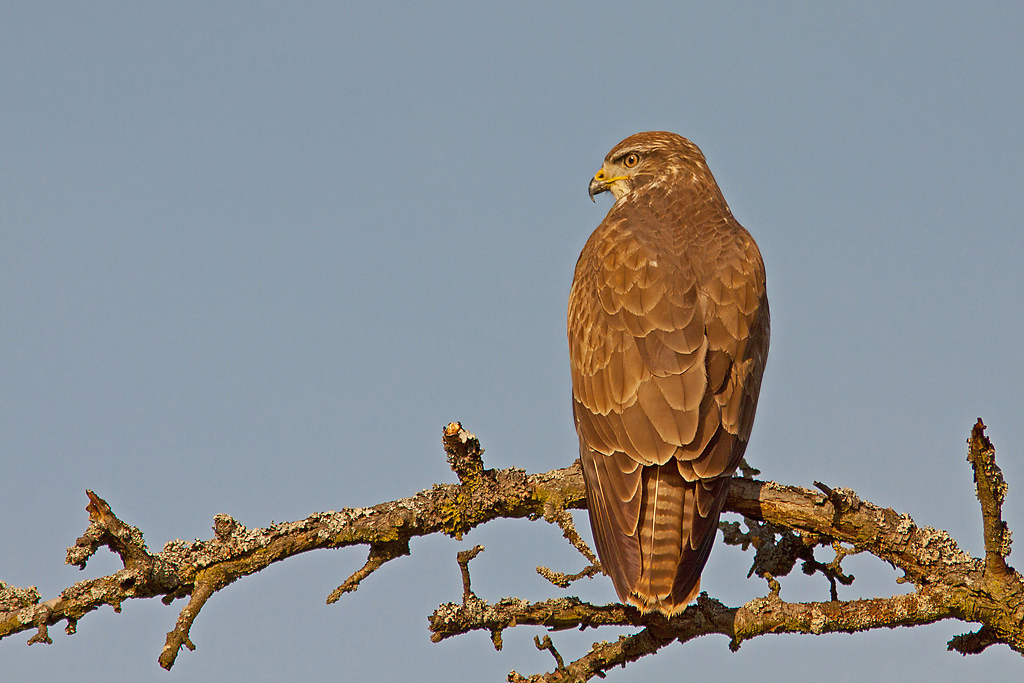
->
[568, 131, 769, 616]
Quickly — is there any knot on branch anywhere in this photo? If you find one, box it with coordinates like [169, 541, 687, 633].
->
[25, 604, 53, 646]
[813, 481, 862, 527]
[443, 422, 486, 484]
[213, 514, 241, 540]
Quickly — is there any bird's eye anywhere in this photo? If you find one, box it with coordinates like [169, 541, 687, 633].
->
[623, 153, 640, 168]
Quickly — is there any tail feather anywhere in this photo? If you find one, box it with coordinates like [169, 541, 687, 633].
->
[580, 449, 734, 617]
[628, 465, 729, 615]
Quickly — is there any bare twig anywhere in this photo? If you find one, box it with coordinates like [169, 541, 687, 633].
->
[534, 635, 565, 670]
[536, 506, 601, 588]
[159, 576, 221, 669]
[536, 563, 602, 589]
[457, 545, 485, 601]
[543, 507, 597, 565]
[327, 539, 412, 603]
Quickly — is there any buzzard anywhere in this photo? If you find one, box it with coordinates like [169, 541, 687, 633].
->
[568, 132, 769, 615]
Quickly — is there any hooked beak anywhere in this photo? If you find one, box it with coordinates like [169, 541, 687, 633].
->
[588, 168, 628, 202]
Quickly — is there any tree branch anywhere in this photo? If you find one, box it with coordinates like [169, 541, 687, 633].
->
[967, 418, 1013, 577]
[1, 421, 1021, 680]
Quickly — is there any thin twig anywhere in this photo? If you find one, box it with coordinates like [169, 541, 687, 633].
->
[457, 545, 485, 601]
[327, 540, 411, 603]
[158, 577, 220, 670]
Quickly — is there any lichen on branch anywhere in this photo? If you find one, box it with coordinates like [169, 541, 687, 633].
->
[0, 421, 1021, 680]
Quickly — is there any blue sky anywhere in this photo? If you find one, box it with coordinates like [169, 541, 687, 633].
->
[2, 3, 1022, 681]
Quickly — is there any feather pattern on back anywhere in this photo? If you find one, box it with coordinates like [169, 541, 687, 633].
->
[569, 132, 769, 615]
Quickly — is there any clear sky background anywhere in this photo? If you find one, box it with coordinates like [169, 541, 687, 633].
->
[2, 3, 1022, 681]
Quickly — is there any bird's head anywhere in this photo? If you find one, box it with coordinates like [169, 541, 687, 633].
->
[588, 131, 709, 202]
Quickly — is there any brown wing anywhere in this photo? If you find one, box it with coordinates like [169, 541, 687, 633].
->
[569, 186, 768, 615]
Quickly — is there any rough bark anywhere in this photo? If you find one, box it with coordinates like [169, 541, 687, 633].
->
[0, 420, 1020, 681]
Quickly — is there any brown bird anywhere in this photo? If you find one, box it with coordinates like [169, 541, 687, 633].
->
[568, 132, 769, 616]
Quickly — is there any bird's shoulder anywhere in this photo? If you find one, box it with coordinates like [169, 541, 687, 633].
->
[572, 186, 763, 304]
